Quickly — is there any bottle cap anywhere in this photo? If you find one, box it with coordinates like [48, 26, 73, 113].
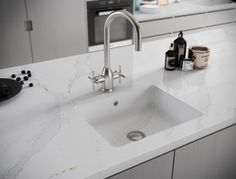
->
[170, 43, 174, 50]
[174, 31, 186, 44]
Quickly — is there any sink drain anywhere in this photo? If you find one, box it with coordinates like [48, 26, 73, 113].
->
[127, 131, 146, 141]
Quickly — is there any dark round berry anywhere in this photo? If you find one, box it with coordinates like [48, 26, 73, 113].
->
[29, 83, 33, 87]
[11, 74, 16, 78]
[27, 73, 32, 77]
[16, 77, 21, 81]
[23, 76, 29, 81]
[21, 70, 26, 74]
[27, 70, 31, 74]
[20, 81, 24, 85]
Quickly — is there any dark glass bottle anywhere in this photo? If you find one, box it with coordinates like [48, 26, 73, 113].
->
[174, 31, 187, 67]
[165, 43, 176, 71]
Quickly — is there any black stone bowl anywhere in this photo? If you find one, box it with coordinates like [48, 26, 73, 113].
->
[0, 78, 22, 102]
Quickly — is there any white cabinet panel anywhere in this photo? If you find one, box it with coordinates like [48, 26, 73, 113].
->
[173, 125, 236, 179]
[172, 13, 206, 32]
[108, 152, 174, 179]
[0, 0, 32, 69]
[140, 14, 206, 39]
[140, 9, 236, 40]
[205, 9, 236, 26]
[26, 0, 87, 62]
[140, 18, 174, 38]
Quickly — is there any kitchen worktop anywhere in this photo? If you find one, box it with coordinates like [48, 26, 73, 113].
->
[135, 0, 236, 22]
[0, 24, 236, 179]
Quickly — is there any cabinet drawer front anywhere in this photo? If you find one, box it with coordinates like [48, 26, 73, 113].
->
[172, 14, 206, 31]
[205, 9, 236, 26]
[27, 0, 87, 62]
[108, 152, 174, 179]
[140, 18, 174, 38]
[0, 0, 32, 68]
[173, 125, 236, 179]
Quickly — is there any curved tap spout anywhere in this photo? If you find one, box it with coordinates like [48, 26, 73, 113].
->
[104, 10, 142, 68]
[89, 10, 143, 92]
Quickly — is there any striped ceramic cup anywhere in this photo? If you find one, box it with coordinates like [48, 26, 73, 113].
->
[189, 46, 210, 69]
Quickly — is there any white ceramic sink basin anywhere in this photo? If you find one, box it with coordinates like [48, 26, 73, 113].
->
[78, 85, 202, 147]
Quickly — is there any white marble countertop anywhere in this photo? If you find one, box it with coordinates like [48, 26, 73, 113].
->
[0, 24, 236, 179]
[135, 0, 236, 22]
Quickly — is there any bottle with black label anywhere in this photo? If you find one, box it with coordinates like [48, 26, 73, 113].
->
[165, 43, 176, 71]
[174, 31, 187, 67]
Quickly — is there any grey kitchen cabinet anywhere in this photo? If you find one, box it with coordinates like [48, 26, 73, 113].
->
[26, 0, 87, 62]
[140, 8, 236, 40]
[172, 13, 206, 32]
[205, 8, 236, 27]
[173, 125, 236, 179]
[140, 18, 174, 38]
[140, 13, 206, 39]
[139, 14, 206, 39]
[0, 0, 32, 69]
[108, 152, 174, 179]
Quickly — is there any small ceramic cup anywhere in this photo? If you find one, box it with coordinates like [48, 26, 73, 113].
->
[188, 46, 210, 69]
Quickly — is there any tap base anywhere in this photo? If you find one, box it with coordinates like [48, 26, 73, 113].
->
[101, 88, 113, 93]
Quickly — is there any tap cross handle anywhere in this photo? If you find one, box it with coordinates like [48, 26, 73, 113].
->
[113, 65, 125, 84]
[88, 71, 96, 90]
[89, 71, 106, 84]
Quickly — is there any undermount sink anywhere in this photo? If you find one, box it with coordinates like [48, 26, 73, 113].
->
[78, 85, 202, 147]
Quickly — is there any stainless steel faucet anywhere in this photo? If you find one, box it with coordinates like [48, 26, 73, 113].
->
[89, 10, 142, 92]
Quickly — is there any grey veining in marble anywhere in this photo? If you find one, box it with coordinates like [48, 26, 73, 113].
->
[0, 24, 236, 179]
